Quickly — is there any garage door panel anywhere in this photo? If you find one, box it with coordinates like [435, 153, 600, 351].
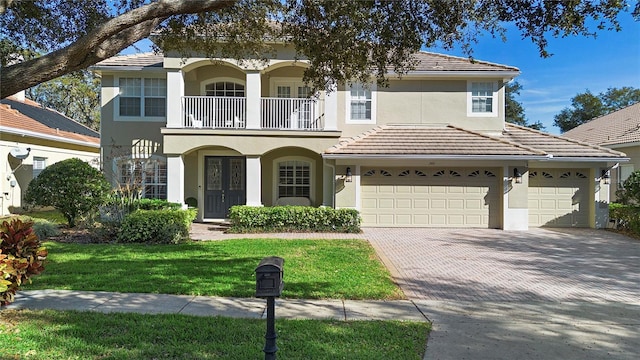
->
[529, 169, 589, 227]
[361, 167, 498, 227]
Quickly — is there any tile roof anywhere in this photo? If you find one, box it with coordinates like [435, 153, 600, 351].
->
[0, 97, 100, 147]
[94, 52, 163, 68]
[94, 51, 518, 74]
[562, 103, 640, 146]
[324, 124, 626, 160]
[410, 52, 519, 73]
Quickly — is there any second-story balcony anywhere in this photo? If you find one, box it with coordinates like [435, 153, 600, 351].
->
[182, 96, 325, 131]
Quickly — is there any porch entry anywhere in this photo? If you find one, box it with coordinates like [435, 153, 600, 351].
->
[204, 156, 246, 218]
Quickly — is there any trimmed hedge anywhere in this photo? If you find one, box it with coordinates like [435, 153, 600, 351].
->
[228, 205, 361, 233]
[117, 208, 197, 244]
[609, 203, 640, 234]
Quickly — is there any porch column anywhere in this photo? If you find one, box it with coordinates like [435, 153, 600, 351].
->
[167, 155, 185, 205]
[246, 71, 261, 130]
[246, 155, 263, 206]
[324, 83, 338, 131]
[166, 69, 184, 128]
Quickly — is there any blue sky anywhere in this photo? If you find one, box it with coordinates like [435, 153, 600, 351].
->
[125, 11, 639, 134]
[428, 12, 640, 134]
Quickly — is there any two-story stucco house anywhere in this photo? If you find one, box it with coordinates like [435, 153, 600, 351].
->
[93, 45, 627, 230]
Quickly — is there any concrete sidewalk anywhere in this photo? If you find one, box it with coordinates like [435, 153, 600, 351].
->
[4, 290, 429, 322]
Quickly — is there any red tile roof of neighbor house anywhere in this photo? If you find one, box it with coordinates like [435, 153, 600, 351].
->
[324, 123, 626, 160]
[95, 51, 519, 73]
[0, 96, 100, 147]
[562, 102, 640, 146]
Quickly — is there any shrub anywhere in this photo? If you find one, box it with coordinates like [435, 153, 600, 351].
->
[32, 219, 61, 240]
[1, 219, 48, 306]
[228, 206, 361, 233]
[117, 208, 197, 244]
[609, 203, 640, 233]
[616, 170, 640, 205]
[24, 158, 110, 227]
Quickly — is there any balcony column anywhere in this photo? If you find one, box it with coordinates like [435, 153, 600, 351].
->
[167, 154, 185, 205]
[246, 71, 261, 129]
[166, 69, 185, 128]
[246, 155, 263, 206]
[324, 82, 338, 131]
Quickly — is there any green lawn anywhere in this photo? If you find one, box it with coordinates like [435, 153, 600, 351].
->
[0, 309, 430, 360]
[24, 239, 404, 300]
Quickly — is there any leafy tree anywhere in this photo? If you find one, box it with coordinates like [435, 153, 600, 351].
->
[615, 170, 640, 205]
[1, 0, 637, 98]
[24, 158, 111, 227]
[554, 87, 640, 132]
[505, 81, 543, 130]
[27, 70, 101, 130]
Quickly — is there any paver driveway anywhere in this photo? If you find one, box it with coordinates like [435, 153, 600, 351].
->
[364, 227, 640, 302]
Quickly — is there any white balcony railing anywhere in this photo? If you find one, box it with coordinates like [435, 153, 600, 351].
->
[261, 97, 324, 131]
[183, 96, 246, 129]
[182, 96, 324, 131]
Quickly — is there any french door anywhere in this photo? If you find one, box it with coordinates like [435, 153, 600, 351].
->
[204, 156, 246, 218]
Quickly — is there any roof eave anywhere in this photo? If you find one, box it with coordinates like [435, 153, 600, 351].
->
[538, 156, 630, 163]
[322, 154, 549, 160]
[91, 65, 165, 73]
[0, 126, 100, 149]
[397, 71, 520, 78]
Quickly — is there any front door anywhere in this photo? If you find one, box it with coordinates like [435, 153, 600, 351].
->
[204, 156, 246, 218]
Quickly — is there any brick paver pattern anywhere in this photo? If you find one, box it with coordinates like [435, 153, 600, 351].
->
[364, 227, 640, 302]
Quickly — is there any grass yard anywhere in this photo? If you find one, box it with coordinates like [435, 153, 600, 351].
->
[24, 239, 404, 300]
[0, 309, 430, 360]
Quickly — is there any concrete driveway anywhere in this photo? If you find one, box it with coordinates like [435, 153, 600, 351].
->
[364, 227, 640, 360]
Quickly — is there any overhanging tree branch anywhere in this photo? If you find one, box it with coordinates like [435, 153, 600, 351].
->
[1, 0, 236, 98]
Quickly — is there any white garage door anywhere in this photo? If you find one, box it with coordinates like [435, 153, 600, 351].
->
[528, 169, 590, 227]
[361, 168, 500, 227]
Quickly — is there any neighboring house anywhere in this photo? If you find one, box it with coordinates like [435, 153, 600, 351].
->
[563, 102, 640, 199]
[0, 92, 100, 215]
[93, 48, 627, 230]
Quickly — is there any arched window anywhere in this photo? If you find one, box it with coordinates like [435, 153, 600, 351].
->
[205, 81, 245, 97]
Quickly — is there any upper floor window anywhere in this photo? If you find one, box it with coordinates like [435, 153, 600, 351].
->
[118, 77, 166, 118]
[205, 81, 245, 97]
[33, 157, 46, 178]
[346, 82, 376, 124]
[467, 81, 497, 117]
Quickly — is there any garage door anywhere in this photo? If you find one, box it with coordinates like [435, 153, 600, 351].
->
[528, 169, 589, 227]
[361, 168, 500, 227]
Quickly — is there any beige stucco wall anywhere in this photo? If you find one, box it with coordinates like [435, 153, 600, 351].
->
[337, 78, 506, 138]
[610, 144, 638, 200]
[0, 135, 99, 215]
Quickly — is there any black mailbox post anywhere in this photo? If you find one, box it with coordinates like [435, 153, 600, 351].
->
[255, 256, 284, 360]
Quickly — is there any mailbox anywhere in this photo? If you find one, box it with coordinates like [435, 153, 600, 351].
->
[255, 256, 284, 297]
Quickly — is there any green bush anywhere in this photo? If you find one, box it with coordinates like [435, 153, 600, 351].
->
[32, 219, 61, 240]
[136, 199, 182, 210]
[24, 158, 110, 227]
[616, 170, 640, 205]
[609, 203, 640, 233]
[1, 219, 48, 306]
[228, 206, 361, 233]
[117, 208, 197, 244]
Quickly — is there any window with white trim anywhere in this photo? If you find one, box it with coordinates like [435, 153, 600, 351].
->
[277, 160, 311, 198]
[467, 81, 497, 117]
[33, 157, 46, 178]
[346, 82, 376, 124]
[117, 157, 167, 199]
[118, 77, 166, 117]
[205, 81, 245, 97]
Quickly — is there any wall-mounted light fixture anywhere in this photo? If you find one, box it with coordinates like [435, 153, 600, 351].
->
[345, 167, 353, 182]
[513, 168, 522, 184]
[601, 169, 611, 185]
